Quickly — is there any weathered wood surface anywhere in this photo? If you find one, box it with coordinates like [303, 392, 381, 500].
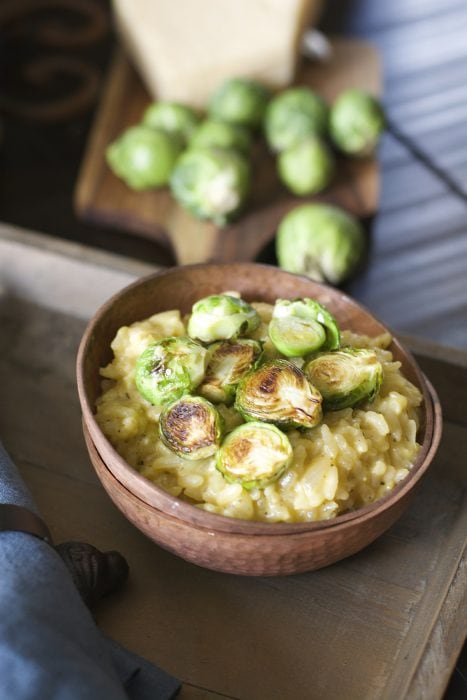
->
[0, 226, 465, 699]
[74, 38, 380, 265]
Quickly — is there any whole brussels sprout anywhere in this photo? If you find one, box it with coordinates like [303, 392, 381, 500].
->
[198, 338, 263, 404]
[189, 119, 252, 155]
[264, 87, 328, 152]
[106, 125, 183, 190]
[208, 78, 270, 128]
[142, 102, 200, 144]
[170, 147, 250, 225]
[188, 294, 260, 343]
[330, 89, 385, 157]
[216, 421, 292, 490]
[276, 203, 365, 285]
[159, 395, 224, 460]
[135, 336, 206, 406]
[269, 298, 340, 357]
[304, 347, 383, 410]
[277, 137, 335, 195]
[235, 359, 323, 430]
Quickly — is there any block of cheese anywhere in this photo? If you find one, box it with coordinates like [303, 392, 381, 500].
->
[112, 0, 323, 108]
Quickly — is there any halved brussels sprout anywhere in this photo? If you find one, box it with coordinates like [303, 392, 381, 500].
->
[268, 298, 340, 357]
[159, 396, 223, 460]
[106, 125, 183, 190]
[198, 339, 263, 404]
[216, 421, 292, 489]
[208, 78, 270, 128]
[189, 119, 252, 155]
[264, 87, 328, 152]
[142, 102, 200, 144]
[304, 347, 383, 410]
[135, 336, 206, 406]
[188, 294, 260, 343]
[235, 359, 323, 429]
[170, 147, 250, 225]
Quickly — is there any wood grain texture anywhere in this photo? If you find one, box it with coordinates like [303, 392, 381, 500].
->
[0, 226, 465, 699]
[74, 38, 381, 265]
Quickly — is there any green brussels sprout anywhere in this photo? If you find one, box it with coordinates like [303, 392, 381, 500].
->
[135, 336, 206, 406]
[269, 298, 340, 357]
[277, 137, 335, 195]
[142, 102, 200, 144]
[159, 395, 224, 460]
[170, 147, 250, 225]
[216, 421, 292, 489]
[106, 125, 183, 190]
[208, 78, 270, 128]
[264, 87, 328, 152]
[235, 359, 323, 429]
[276, 203, 365, 285]
[304, 347, 383, 410]
[330, 89, 385, 157]
[189, 119, 252, 155]
[198, 339, 263, 404]
[188, 294, 260, 343]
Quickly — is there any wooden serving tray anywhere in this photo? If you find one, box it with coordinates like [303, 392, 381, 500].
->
[74, 38, 380, 264]
[0, 223, 465, 699]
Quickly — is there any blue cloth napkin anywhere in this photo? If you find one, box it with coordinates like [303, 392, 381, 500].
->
[0, 441, 180, 700]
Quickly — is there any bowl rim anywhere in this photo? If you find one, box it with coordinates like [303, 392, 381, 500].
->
[77, 262, 443, 536]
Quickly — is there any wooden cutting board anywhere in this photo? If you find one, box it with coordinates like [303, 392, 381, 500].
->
[74, 38, 381, 265]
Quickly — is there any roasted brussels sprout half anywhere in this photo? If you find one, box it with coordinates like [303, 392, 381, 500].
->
[269, 298, 340, 357]
[142, 102, 200, 144]
[189, 119, 252, 155]
[208, 78, 270, 128]
[216, 421, 292, 489]
[188, 294, 260, 343]
[135, 336, 206, 406]
[276, 203, 365, 285]
[330, 89, 385, 157]
[106, 125, 183, 190]
[198, 339, 263, 404]
[264, 87, 328, 152]
[170, 147, 250, 225]
[304, 347, 383, 410]
[159, 395, 223, 460]
[277, 137, 335, 196]
[235, 359, 322, 429]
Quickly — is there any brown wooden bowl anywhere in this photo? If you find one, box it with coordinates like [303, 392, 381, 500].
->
[76, 264, 443, 575]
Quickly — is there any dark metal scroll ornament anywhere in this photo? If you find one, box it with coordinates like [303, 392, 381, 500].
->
[0, 0, 109, 122]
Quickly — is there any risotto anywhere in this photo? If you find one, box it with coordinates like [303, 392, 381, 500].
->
[96, 301, 422, 523]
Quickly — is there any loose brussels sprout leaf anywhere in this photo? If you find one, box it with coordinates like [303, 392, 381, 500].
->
[198, 339, 263, 404]
[142, 102, 200, 144]
[135, 336, 206, 406]
[277, 137, 335, 196]
[189, 119, 252, 155]
[208, 78, 270, 128]
[264, 87, 328, 152]
[216, 421, 292, 489]
[330, 89, 385, 157]
[159, 396, 223, 460]
[170, 147, 250, 225]
[188, 294, 260, 343]
[276, 203, 365, 285]
[106, 125, 183, 190]
[269, 298, 340, 356]
[235, 359, 323, 429]
[304, 347, 383, 410]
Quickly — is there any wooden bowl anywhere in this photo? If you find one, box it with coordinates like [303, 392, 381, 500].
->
[76, 264, 442, 575]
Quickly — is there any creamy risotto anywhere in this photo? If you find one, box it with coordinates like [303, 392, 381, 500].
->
[96, 302, 422, 523]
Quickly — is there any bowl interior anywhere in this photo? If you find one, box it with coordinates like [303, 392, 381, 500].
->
[77, 263, 439, 535]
